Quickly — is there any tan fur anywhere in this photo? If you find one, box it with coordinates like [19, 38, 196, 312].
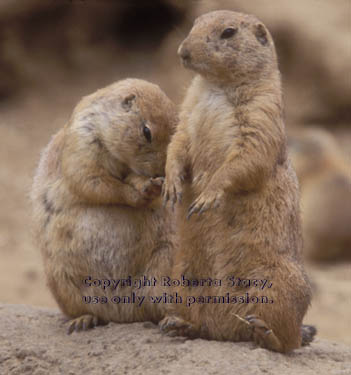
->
[31, 79, 177, 330]
[289, 127, 351, 262]
[162, 11, 312, 353]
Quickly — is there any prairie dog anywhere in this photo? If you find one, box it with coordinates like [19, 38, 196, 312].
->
[31, 79, 177, 332]
[162, 11, 314, 353]
[289, 127, 351, 261]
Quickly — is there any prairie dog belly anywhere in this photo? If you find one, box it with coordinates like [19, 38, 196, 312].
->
[48, 204, 164, 274]
[187, 86, 239, 191]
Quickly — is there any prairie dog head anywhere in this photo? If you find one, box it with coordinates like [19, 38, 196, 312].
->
[178, 10, 278, 84]
[288, 128, 347, 183]
[70, 79, 177, 178]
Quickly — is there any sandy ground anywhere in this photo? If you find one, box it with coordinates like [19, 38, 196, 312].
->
[1, 303, 350, 375]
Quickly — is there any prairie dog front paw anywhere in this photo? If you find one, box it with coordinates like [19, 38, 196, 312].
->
[141, 177, 164, 201]
[163, 165, 185, 209]
[187, 189, 224, 219]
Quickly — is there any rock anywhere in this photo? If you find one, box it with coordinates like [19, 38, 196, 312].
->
[0, 304, 350, 375]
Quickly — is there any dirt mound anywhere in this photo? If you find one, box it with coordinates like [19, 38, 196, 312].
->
[0, 303, 350, 375]
[0, 0, 191, 100]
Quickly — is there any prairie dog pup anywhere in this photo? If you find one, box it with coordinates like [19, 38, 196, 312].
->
[289, 127, 351, 261]
[31, 79, 177, 332]
[162, 11, 314, 352]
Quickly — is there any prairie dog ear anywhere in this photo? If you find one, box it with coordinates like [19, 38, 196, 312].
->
[254, 23, 268, 46]
[122, 93, 136, 111]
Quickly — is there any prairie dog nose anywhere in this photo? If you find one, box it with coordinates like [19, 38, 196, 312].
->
[178, 44, 191, 62]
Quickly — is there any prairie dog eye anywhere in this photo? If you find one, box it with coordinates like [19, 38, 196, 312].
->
[220, 27, 237, 39]
[143, 124, 152, 143]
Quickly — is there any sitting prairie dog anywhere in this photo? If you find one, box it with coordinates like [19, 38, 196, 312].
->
[162, 11, 315, 353]
[288, 127, 351, 262]
[31, 79, 177, 332]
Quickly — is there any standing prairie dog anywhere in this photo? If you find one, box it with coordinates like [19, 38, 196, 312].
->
[31, 79, 177, 332]
[162, 11, 314, 353]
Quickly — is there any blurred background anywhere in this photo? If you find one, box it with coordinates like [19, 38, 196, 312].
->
[0, 0, 350, 345]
